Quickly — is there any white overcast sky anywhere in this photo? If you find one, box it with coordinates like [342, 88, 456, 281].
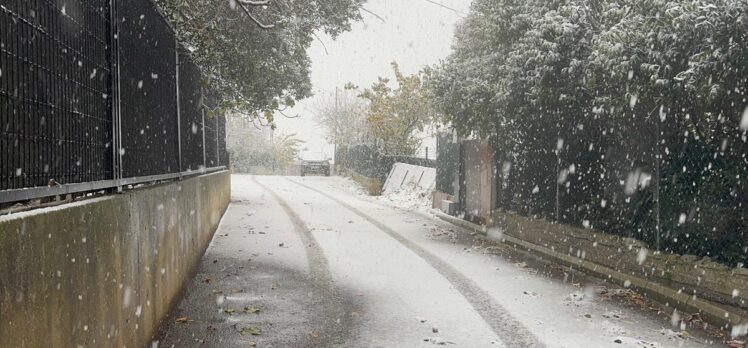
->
[274, 0, 472, 156]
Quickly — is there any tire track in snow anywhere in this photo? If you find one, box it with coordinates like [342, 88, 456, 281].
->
[251, 176, 361, 347]
[251, 176, 335, 288]
[286, 177, 546, 348]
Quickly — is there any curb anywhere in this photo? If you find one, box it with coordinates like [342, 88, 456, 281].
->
[434, 211, 745, 330]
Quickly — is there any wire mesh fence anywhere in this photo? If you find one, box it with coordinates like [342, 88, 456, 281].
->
[0, 0, 228, 202]
[0, 0, 113, 190]
[118, 0, 180, 178]
[178, 48, 205, 172]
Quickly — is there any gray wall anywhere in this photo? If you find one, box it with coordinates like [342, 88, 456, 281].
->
[463, 140, 482, 217]
[0, 171, 230, 347]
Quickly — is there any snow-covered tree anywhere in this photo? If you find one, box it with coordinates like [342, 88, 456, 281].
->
[428, 0, 748, 263]
[226, 117, 303, 174]
[154, 0, 365, 125]
[358, 62, 439, 156]
[314, 85, 371, 148]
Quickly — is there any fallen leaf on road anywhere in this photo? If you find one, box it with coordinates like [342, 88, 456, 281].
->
[309, 331, 321, 338]
[203, 278, 212, 284]
[601, 311, 623, 319]
[244, 307, 261, 314]
[231, 288, 243, 293]
[423, 337, 455, 345]
[248, 342, 257, 347]
[212, 289, 223, 294]
[224, 308, 236, 314]
[175, 317, 190, 323]
[241, 327, 262, 336]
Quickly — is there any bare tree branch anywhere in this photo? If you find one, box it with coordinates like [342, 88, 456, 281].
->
[361, 7, 386, 23]
[312, 32, 329, 55]
[236, 0, 270, 6]
[278, 109, 301, 119]
[236, 1, 275, 29]
[421, 0, 465, 16]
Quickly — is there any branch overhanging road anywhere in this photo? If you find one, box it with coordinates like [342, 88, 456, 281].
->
[157, 175, 713, 348]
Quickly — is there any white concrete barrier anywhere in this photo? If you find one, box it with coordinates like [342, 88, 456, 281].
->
[382, 163, 436, 194]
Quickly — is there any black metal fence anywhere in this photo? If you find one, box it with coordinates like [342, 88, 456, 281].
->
[1, 0, 114, 190]
[0, 0, 228, 204]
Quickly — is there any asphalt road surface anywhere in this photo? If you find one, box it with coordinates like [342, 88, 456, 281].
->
[156, 175, 716, 348]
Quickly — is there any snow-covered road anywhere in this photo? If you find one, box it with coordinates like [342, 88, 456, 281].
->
[156, 175, 718, 347]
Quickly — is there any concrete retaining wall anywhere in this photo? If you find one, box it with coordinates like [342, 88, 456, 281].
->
[0, 171, 230, 347]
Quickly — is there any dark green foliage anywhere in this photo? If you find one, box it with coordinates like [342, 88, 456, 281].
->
[153, 0, 365, 122]
[428, 0, 748, 265]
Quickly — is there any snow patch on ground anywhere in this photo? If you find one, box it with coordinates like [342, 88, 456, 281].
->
[340, 175, 434, 213]
[378, 162, 436, 213]
[340, 176, 369, 197]
[377, 181, 433, 213]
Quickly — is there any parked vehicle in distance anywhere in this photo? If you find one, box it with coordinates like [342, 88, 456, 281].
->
[299, 152, 331, 176]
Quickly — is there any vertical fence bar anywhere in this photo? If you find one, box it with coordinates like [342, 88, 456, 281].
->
[202, 107, 207, 170]
[109, 0, 118, 186]
[215, 113, 220, 164]
[654, 110, 661, 251]
[175, 42, 183, 175]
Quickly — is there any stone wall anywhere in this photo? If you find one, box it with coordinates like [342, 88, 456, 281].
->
[0, 171, 230, 347]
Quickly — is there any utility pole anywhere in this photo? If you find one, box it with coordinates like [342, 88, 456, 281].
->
[655, 108, 662, 251]
[333, 87, 339, 174]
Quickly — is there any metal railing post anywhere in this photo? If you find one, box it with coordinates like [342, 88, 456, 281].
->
[175, 43, 183, 176]
[109, 0, 123, 190]
[216, 114, 220, 164]
[202, 107, 207, 171]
